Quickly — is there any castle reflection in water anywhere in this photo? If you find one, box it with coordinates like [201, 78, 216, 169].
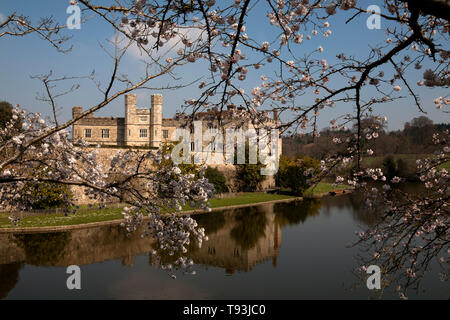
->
[2, 190, 443, 300]
[0, 202, 290, 270]
[0, 196, 355, 299]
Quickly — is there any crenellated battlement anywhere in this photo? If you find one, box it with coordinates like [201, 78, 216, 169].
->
[72, 93, 168, 147]
[72, 93, 282, 155]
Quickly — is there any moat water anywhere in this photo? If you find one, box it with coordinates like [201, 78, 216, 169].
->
[0, 193, 448, 299]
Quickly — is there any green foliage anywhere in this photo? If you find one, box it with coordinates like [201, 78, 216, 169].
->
[275, 155, 320, 195]
[276, 156, 296, 188]
[237, 163, 266, 192]
[236, 141, 266, 191]
[204, 166, 228, 194]
[160, 142, 200, 176]
[23, 181, 73, 210]
[297, 155, 320, 173]
[0, 101, 13, 128]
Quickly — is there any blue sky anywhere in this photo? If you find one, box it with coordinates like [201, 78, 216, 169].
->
[0, 0, 448, 132]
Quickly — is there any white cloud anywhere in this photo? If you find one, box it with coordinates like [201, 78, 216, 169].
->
[112, 22, 207, 60]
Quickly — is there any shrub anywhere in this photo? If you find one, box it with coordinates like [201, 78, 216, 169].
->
[236, 141, 267, 192]
[275, 155, 320, 195]
[22, 181, 73, 210]
[0, 101, 13, 128]
[237, 163, 266, 192]
[382, 155, 415, 181]
[204, 166, 228, 194]
[382, 155, 398, 180]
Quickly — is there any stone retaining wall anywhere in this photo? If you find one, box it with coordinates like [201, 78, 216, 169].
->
[71, 148, 276, 205]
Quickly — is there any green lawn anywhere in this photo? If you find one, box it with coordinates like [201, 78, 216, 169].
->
[362, 154, 449, 170]
[208, 193, 296, 208]
[439, 160, 450, 171]
[303, 182, 351, 197]
[0, 183, 349, 229]
[0, 206, 125, 229]
[0, 193, 296, 229]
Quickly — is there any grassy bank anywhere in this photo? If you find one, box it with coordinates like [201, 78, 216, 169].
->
[0, 183, 349, 229]
[0, 193, 297, 229]
[362, 154, 450, 171]
[0, 206, 125, 229]
[304, 182, 351, 197]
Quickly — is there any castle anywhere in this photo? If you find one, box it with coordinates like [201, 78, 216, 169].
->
[70, 93, 282, 197]
[72, 93, 282, 157]
[72, 94, 176, 147]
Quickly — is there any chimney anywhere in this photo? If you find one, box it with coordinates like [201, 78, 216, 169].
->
[125, 94, 137, 114]
[273, 109, 279, 121]
[72, 106, 82, 119]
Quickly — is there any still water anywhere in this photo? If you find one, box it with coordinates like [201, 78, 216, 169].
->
[0, 194, 448, 299]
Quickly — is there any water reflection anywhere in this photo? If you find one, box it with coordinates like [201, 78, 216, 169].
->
[0, 199, 328, 297]
[0, 193, 446, 299]
[191, 204, 280, 274]
[13, 233, 71, 266]
[320, 192, 381, 226]
[0, 226, 155, 268]
[0, 196, 359, 299]
[274, 199, 321, 226]
[0, 263, 22, 299]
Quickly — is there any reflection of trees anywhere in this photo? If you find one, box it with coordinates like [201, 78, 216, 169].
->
[351, 182, 449, 299]
[319, 192, 382, 227]
[13, 232, 71, 266]
[347, 184, 427, 227]
[230, 207, 267, 250]
[274, 199, 321, 226]
[0, 262, 23, 299]
[347, 192, 382, 226]
[194, 211, 226, 235]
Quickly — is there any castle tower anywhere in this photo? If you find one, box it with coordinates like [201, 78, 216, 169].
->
[150, 94, 162, 148]
[124, 94, 136, 146]
[72, 106, 83, 140]
[72, 106, 82, 119]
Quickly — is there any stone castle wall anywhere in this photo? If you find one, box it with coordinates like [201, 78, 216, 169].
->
[70, 147, 276, 205]
[73, 94, 167, 147]
[70, 92, 280, 204]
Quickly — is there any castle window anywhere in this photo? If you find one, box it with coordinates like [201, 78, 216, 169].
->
[191, 141, 195, 151]
[139, 129, 148, 138]
[84, 128, 91, 138]
[163, 130, 169, 139]
[101, 129, 110, 138]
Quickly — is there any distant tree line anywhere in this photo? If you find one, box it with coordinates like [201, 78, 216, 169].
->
[283, 116, 450, 159]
